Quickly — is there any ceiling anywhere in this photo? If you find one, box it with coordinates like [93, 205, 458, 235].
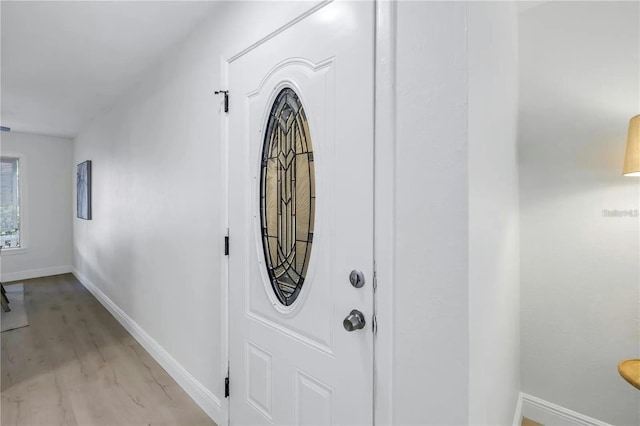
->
[1, 1, 219, 138]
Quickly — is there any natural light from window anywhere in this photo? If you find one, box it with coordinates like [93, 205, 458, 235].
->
[1, 157, 21, 249]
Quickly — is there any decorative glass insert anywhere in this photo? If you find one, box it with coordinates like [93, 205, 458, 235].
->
[260, 88, 315, 306]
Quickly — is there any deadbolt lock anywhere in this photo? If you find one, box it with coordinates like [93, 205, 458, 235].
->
[349, 270, 365, 288]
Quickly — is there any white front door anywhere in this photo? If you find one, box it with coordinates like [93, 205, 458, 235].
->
[228, 2, 374, 424]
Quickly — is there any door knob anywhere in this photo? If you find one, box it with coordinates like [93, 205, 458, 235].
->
[343, 310, 366, 332]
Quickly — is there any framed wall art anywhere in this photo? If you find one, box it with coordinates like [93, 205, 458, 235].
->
[77, 160, 92, 220]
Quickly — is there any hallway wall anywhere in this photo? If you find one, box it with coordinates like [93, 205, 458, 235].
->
[519, 2, 640, 424]
[1, 131, 73, 281]
[392, 2, 520, 424]
[393, 2, 470, 423]
[468, 2, 520, 424]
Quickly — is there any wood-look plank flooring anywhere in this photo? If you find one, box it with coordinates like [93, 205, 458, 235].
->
[1, 273, 216, 426]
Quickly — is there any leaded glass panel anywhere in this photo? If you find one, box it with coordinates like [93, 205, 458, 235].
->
[260, 88, 315, 306]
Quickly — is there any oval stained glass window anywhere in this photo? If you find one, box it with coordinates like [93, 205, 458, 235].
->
[260, 88, 315, 306]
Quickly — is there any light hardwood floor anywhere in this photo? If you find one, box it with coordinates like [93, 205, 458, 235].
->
[1, 273, 216, 426]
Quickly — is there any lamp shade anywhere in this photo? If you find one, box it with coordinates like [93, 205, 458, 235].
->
[623, 115, 640, 176]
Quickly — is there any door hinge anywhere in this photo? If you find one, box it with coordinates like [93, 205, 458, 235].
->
[224, 236, 229, 256]
[225, 376, 230, 398]
[372, 268, 377, 292]
[372, 315, 378, 335]
[215, 90, 229, 113]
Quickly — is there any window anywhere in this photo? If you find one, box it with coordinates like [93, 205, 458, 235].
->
[260, 88, 316, 306]
[1, 157, 21, 249]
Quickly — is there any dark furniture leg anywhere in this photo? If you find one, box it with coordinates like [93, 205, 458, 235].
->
[1, 283, 10, 312]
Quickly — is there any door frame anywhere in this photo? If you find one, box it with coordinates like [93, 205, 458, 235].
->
[372, 1, 395, 425]
[220, 2, 396, 424]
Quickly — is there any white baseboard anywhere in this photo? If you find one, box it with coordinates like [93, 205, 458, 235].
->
[72, 268, 223, 424]
[1, 265, 72, 282]
[518, 392, 612, 426]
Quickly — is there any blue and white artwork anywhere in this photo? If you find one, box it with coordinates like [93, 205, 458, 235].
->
[77, 160, 92, 220]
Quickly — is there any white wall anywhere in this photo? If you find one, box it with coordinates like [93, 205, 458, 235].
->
[468, 2, 520, 425]
[519, 2, 640, 425]
[1, 131, 72, 281]
[72, 2, 323, 423]
[393, 3, 520, 424]
[393, 2, 469, 423]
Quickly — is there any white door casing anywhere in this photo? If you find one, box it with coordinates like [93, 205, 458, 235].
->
[228, 2, 374, 425]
